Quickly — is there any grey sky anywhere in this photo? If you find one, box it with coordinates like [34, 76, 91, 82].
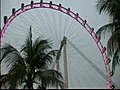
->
[1, 0, 120, 89]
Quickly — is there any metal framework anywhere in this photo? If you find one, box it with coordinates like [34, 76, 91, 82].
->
[0, 0, 112, 89]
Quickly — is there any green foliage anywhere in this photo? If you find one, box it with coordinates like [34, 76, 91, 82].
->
[96, 0, 120, 76]
[1, 26, 64, 89]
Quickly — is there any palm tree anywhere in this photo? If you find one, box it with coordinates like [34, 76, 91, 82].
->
[0, 26, 64, 89]
[96, 0, 120, 76]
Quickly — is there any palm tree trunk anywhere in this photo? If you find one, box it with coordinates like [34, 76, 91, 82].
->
[41, 80, 46, 89]
[26, 71, 33, 89]
[26, 78, 33, 89]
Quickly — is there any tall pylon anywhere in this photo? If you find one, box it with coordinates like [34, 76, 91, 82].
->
[52, 36, 68, 89]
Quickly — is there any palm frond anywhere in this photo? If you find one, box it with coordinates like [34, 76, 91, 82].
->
[0, 74, 8, 85]
[111, 47, 120, 76]
[29, 38, 54, 69]
[30, 53, 48, 69]
[7, 62, 27, 88]
[42, 50, 58, 66]
[96, 0, 109, 14]
[96, 22, 117, 38]
[35, 69, 64, 89]
[96, 0, 120, 17]
[19, 26, 35, 65]
[107, 30, 120, 76]
[107, 30, 120, 56]
[96, 0, 120, 76]
[47, 50, 58, 57]
[1, 44, 17, 62]
[1, 44, 23, 69]
[34, 39, 52, 52]
[32, 38, 52, 58]
[1, 26, 64, 89]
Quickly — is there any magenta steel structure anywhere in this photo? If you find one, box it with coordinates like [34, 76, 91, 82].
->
[0, 1, 112, 89]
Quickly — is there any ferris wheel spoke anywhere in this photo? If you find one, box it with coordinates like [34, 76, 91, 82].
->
[29, 12, 44, 29]
[67, 23, 80, 40]
[56, 11, 62, 42]
[37, 12, 51, 41]
[20, 15, 42, 35]
[67, 53, 90, 88]
[45, 10, 58, 40]
[67, 40, 119, 89]
[21, 17, 29, 26]
[11, 22, 27, 31]
[62, 15, 68, 36]
[58, 11, 62, 41]
[64, 18, 71, 37]
[28, 12, 49, 36]
[35, 11, 52, 37]
[65, 19, 75, 37]
[68, 40, 107, 79]
[68, 26, 82, 41]
[52, 11, 61, 42]
[36, 11, 48, 28]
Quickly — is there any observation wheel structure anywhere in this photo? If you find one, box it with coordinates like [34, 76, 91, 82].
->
[0, 0, 113, 89]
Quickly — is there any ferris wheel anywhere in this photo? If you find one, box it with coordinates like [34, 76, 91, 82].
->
[1, 0, 116, 89]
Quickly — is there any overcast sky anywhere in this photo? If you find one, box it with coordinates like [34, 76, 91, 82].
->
[1, 0, 120, 89]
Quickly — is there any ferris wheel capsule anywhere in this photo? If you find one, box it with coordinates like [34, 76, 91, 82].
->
[101, 47, 106, 53]
[40, 0, 43, 3]
[40, 0, 43, 7]
[67, 8, 70, 14]
[59, 4, 61, 7]
[21, 3, 24, 10]
[97, 36, 101, 43]
[31, 1, 34, 7]
[107, 58, 111, 64]
[91, 28, 94, 30]
[12, 8, 16, 16]
[58, 4, 62, 10]
[50, 1, 52, 4]
[111, 84, 115, 89]
[83, 20, 87, 26]
[49, 1, 52, 8]
[105, 58, 111, 65]
[75, 13, 79, 20]
[95, 34, 101, 43]
[76, 13, 79, 16]
[89, 27, 94, 34]
[110, 71, 114, 77]
[4, 16, 7, 24]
